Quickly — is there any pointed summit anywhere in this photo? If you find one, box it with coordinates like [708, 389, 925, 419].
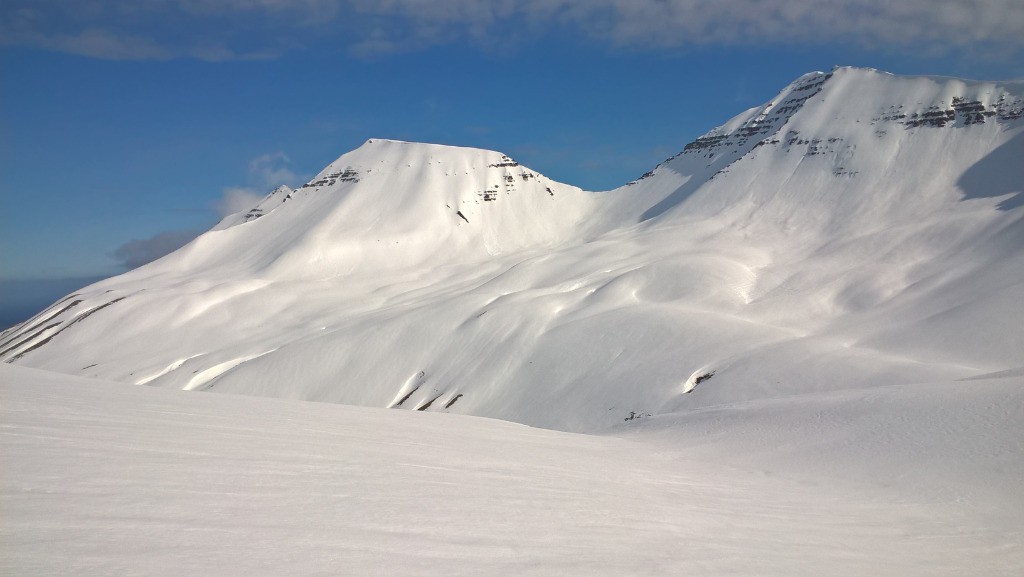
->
[615, 66, 1023, 222]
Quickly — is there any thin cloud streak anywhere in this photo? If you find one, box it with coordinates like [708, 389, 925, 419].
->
[105, 149, 299, 273]
[249, 152, 299, 190]
[217, 188, 264, 218]
[215, 152, 302, 218]
[2, 0, 1020, 60]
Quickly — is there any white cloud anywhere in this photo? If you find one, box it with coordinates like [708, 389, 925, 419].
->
[213, 152, 300, 218]
[249, 152, 299, 190]
[109, 149, 296, 271]
[332, 0, 1024, 54]
[217, 187, 264, 218]
[2, 0, 1020, 60]
[32, 28, 172, 61]
[0, 0, 307, 60]
[540, 0, 1023, 51]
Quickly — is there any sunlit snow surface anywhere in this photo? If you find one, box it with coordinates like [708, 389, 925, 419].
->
[2, 364, 1022, 576]
[2, 67, 1021, 433]
[2, 67, 1024, 573]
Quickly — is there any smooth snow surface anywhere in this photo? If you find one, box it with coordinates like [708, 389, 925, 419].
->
[3, 364, 1022, 576]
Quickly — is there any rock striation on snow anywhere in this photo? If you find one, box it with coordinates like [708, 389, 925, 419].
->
[2, 67, 1022, 433]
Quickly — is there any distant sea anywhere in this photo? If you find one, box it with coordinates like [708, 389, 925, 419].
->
[0, 277, 106, 330]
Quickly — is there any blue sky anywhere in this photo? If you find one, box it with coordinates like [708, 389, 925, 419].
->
[2, 0, 1023, 325]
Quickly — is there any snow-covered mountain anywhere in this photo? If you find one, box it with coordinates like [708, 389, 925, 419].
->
[3, 66, 1023, 433]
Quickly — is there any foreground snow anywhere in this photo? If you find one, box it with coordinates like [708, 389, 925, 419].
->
[3, 364, 1022, 576]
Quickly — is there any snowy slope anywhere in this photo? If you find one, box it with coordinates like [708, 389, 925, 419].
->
[148, 139, 593, 278]
[3, 364, 1022, 576]
[2, 67, 1022, 432]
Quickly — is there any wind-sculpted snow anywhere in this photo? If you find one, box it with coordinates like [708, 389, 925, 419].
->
[2, 67, 1023, 433]
[3, 365, 1022, 576]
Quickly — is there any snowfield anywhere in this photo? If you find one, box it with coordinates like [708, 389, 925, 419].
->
[2, 66, 1024, 574]
[2, 364, 1022, 576]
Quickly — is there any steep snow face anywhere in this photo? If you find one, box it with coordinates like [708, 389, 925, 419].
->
[614, 67, 1024, 223]
[2, 68, 1022, 433]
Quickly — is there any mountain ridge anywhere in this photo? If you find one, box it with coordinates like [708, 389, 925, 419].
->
[2, 66, 1022, 433]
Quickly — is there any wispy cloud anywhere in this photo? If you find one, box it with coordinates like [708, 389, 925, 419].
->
[23, 28, 172, 61]
[0, 0, 316, 60]
[106, 151, 301, 270]
[2, 1, 1020, 60]
[214, 152, 302, 217]
[216, 187, 265, 218]
[249, 152, 299, 190]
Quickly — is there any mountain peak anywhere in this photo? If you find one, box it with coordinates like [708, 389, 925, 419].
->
[181, 134, 594, 280]
[627, 66, 1022, 199]
[352, 137, 500, 157]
